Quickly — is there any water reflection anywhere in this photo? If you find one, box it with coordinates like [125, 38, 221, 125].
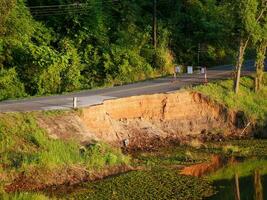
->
[208, 173, 266, 200]
[180, 155, 243, 177]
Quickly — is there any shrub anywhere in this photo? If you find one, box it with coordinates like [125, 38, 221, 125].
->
[59, 38, 83, 92]
[0, 68, 27, 100]
[103, 45, 154, 85]
[154, 48, 174, 74]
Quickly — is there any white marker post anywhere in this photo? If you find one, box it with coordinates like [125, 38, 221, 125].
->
[204, 67, 208, 83]
[174, 65, 181, 80]
[73, 97, 77, 109]
[201, 67, 205, 74]
[187, 66, 193, 74]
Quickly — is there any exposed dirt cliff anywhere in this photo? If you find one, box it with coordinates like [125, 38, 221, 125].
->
[38, 91, 249, 149]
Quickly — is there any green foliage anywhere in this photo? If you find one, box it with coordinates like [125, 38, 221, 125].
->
[103, 45, 154, 85]
[0, 0, 16, 36]
[209, 159, 267, 181]
[0, 112, 129, 170]
[82, 143, 130, 170]
[1, 192, 51, 200]
[195, 75, 267, 124]
[0, 68, 27, 100]
[1, 0, 257, 100]
[71, 168, 214, 200]
[59, 38, 83, 92]
[133, 145, 210, 167]
[201, 139, 267, 158]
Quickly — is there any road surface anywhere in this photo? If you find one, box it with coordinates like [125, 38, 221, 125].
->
[0, 60, 266, 112]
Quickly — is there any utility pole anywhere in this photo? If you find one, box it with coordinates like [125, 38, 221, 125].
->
[153, 0, 157, 49]
[197, 43, 201, 66]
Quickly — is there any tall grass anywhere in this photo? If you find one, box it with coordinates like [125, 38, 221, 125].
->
[0, 113, 129, 170]
[195, 74, 267, 124]
[1, 192, 51, 200]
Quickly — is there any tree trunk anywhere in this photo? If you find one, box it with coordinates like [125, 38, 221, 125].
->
[255, 40, 267, 92]
[234, 39, 246, 94]
[234, 173, 241, 200]
[254, 170, 263, 200]
[153, 0, 157, 49]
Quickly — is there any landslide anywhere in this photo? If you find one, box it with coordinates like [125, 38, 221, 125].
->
[38, 91, 249, 150]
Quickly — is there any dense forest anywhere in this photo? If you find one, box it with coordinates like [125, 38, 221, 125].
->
[0, 0, 266, 100]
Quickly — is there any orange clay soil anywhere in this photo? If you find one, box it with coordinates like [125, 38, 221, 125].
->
[38, 91, 250, 150]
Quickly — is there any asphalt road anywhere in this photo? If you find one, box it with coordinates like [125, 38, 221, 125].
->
[0, 60, 266, 113]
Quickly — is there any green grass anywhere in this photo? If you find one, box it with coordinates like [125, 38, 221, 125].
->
[0, 112, 130, 198]
[0, 113, 129, 170]
[194, 74, 267, 124]
[1, 192, 52, 200]
[209, 159, 267, 181]
[132, 145, 211, 167]
[198, 139, 267, 157]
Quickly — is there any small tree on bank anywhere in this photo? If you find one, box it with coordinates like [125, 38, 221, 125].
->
[255, 40, 267, 92]
[254, 2, 267, 92]
[231, 0, 267, 94]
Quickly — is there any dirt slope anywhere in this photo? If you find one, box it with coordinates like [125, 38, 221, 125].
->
[38, 91, 248, 149]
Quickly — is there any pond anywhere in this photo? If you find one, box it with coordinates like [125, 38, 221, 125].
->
[48, 140, 267, 200]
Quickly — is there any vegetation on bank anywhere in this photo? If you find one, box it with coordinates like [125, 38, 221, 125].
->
[0, 112, 129, 199]
[2, 192, 52, 200]
[0, 112, 129, 170]
[195, 74, 267, 124]
[70, 168, 214, 200]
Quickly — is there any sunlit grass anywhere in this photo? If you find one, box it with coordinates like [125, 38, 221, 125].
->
[1, 192, 52, 200]
[209, 159, 267, 181]
[195, 74, 267, 124]
[0, 113, 129, 170]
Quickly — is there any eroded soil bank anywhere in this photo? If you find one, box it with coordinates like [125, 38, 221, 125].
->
[38, 91, 250, 150]
[1, 90, 255, 195]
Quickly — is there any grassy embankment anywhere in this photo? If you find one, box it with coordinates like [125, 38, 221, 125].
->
[194, 74, 267, 125]
[0, 111, 130, 199]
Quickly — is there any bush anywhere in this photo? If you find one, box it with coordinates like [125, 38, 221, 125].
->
[0, 68, 27, 100]
[59, 38, 83, 92]
[154, 48, 174, 74]
[82, 142, 130, 169]
[103, 45, 154, 85]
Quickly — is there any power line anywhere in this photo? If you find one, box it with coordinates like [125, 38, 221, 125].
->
[28, 0, 120, 9]
[28, 0, 120, 17]
[31, 8, 90, 15]
[28, 3, 86, 9]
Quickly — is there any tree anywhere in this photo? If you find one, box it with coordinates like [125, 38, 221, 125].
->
[254, 40, 267, 92]
[254, 1, 267, 92]
[232, 0, 267, 94]
[0, 0, 15, 36]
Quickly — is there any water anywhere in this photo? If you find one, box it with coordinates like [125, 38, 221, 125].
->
[209, 174, 267, 200]
[47, 140, 267, 200]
